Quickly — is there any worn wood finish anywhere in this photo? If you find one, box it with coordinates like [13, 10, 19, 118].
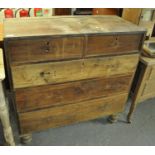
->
[7, 36, 84, 64]
[12, 54, 139, 89]
[122, 9, 142, 25]
[7, 34, 142, 64]
[19, 93, 128, 134]
[15, 75, 132, 112]
[141, 79, 155, 98]
[147, 67, 155, 80]
[3, 16, 145, 136]
[4, 16, 145, 38]
[86, 34, 142, 56]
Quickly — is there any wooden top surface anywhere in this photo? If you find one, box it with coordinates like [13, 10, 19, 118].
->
[4, 15, 146, 38]
[0, 23, 3, 41]
[140, 56, 155, 65]
[0, 49, 5, 80]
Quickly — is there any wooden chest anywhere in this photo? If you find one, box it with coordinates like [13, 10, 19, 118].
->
[3, 16, 145, 139]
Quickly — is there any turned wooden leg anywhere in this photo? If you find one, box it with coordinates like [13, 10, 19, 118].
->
[108, 114, 118, 123]
[127, 99, 137, 123]
[20, 134, 32, 144]
[0, 82, 15, 146]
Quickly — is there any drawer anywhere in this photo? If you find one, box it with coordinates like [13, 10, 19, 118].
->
[15, 75, 132, 112]
[7, 36, 84, 64]
[11, 54, 139, 88]
[18, 93, 127, 134]
[86, 34, 142, 57]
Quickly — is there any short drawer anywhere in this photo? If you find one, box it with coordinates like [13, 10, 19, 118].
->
[15, 75, 132, 112]
[86, 34, 142, 57]
[7, 36, 84, 64]
[11, 54, 139, 88]
[18, 93, 127, 134]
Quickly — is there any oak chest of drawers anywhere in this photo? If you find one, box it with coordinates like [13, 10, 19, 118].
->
[3, 16, 146, 142]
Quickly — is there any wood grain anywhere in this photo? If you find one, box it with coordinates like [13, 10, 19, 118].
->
[86, 34, 142, 56]
[19, 93, 128, 134]
[15, 75, 132, 112]
[122, 8, 142, 25]
[4, 16, 146, 38]
[7, 36, 84, 64]
[141, 80, 155, 97]
[148, 66, 155, 80]
[11, 54, 139, 89]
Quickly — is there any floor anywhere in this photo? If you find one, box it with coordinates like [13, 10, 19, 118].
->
[0, 98, 155, 146]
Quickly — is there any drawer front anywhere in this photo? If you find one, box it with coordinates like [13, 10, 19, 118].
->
[19, 93, 127, 134]
[15, 75, 132, 112]
[7, 36, 84, 64]
[86, 34, 142, 56]
[11, 54, 139, 89]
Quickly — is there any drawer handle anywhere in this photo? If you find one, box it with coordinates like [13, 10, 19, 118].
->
[40, 71, 51, 77]
[45, 41, 50, 52]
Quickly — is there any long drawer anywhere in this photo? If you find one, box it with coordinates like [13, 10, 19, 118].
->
[6, 34, 141, 64]
[15, 75, 132, 112]
[11, 54, 139, 89]
[19, 93, 128, 134]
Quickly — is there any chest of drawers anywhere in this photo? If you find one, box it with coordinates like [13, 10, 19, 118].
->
[3, 16, 145, 142]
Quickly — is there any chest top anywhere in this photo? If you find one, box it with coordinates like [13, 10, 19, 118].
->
[4, 15, 146, 39]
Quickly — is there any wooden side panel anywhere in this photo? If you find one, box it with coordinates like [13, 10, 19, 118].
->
[19, 93, 128, 134]
[7, 36, 84, 64]
[15, 75, 132, 112]
[122, 8, 142, 25]
[141, 79, 155, 99]
[11, 54, 139, 88]
[86, 34, 141, 57]
[148, 66, 155, 80]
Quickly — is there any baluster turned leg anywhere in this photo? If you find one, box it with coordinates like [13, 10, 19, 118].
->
[127, 99, 137, 123]
[108, 114, 118, 123]
[20, 134, 32, 144]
